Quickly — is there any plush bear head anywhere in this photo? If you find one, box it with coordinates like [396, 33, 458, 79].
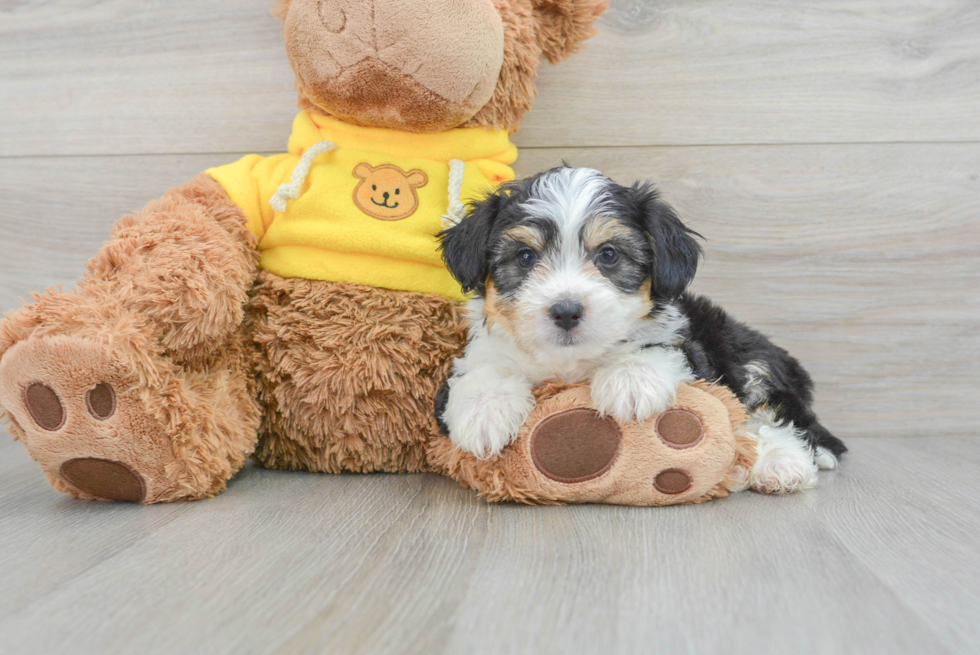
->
[274, 0, 608, 133]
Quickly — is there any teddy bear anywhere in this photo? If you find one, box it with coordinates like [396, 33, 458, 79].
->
[0, 0, 754, 506]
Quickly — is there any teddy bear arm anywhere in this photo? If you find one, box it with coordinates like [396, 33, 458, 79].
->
[78, 173, 260, 363]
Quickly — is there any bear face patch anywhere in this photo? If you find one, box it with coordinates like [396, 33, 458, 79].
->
[352, 163, 428, 221]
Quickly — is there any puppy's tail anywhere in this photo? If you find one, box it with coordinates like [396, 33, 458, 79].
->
[767, 389, 847, 457]
[804, 420, 847, 457]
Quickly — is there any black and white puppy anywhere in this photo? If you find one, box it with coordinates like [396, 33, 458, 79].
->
[438, 166, 846, 494]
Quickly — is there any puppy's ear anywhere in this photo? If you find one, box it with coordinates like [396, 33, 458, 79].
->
[439, 191, 503, 295]
[634, 184, 703, 300]
[532, 0, 608, 64]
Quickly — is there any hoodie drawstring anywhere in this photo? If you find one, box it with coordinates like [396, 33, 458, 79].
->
[441, 159, 466, 229]
[270, 140, 338, 213]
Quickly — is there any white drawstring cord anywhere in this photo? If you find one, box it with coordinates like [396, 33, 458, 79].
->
[442, 159, 466, 228]
[269, 140, 338, 213]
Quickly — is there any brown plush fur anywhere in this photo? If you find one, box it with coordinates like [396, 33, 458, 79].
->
[278, 0, 608, 133]
[467, 0, 608, 131]
[688, 379, 757, 502]
[246, 272, 466, 474]
[283, 0, 506, 132]
[465, 0, 542, 132]
[531, 0, 606, 64]
[81, 174, 259, 366]
[0, 175, 261, 502]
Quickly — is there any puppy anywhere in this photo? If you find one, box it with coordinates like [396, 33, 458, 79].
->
[437, 167, 846, 494]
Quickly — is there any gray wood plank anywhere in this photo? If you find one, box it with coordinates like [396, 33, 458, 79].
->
[2, 0, 980, 156]
[526, 0, 980, 148]
[2, 144, 977, 439]
[813, 437, 980, 655]
[0, 0, 295, 157]
[441, 476, 947, 655]
[2, 434, 977, 654]
[0, 153, 231, 312]
[0, 434, 494, 654]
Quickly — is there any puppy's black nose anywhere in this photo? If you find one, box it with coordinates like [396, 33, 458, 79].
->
[550, 301, 584, 331]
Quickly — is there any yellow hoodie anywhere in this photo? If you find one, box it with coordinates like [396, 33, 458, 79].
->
[207, 112, 518, 301]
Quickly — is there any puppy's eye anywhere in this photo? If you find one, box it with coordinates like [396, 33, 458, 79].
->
[517, 248, 538, 269]
[597, 246, 619, 266]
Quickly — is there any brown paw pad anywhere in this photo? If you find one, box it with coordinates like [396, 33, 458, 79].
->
[85, 382, 116, 420]
[60, 458, 146, 502]
[24, 383, 66, 431]
[530, 408, 622, 483]
[654, 468, 693, 495]
[656, 409, 704, 449]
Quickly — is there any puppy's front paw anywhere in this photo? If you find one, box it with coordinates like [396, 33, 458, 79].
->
[590, 361, 678, 423]
[443, 373, 534, 459]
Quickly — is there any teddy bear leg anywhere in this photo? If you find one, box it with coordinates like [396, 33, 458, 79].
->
[430, 382, 756, 506]
[0, 174, 262, 502]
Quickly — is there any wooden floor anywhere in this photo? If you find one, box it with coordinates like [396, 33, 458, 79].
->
[2, 0, 979, 653]
[2, 435, 979, 654]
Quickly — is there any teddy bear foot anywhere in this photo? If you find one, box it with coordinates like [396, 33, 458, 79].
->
[431, 381, 756, 507]
[0, 331, 258, 503]
[0, 335, 173, 501]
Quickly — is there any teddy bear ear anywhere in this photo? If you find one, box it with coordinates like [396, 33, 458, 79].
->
[406, 170, 429, 188]
[272, 0, 291, 21]
[532, 0, 608, 64]
[353, 163, 374, 179]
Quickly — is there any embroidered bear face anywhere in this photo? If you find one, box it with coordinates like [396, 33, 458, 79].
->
[352, 163, 429, 221]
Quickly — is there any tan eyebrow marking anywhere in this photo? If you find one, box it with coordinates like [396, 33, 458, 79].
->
[582, 214, 634, 251]
[501, 225, 546, 251]
[637, 279, 654, 317]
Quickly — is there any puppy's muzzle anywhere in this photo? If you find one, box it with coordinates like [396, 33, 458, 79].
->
[549, 300, 584, 331]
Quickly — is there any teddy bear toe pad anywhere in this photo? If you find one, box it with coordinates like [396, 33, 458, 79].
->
[23, 383, 66, 431]
[60, 458, 146, 503]
[656, 410, 704, 449]
[653, 468, 693, 495]
[529, 408, 622, 483]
